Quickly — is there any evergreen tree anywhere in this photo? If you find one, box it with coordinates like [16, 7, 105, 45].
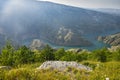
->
[40, 45, 54, 61]
[54, 48, 65, 60]
[13, 45, 34, 65]
[0, 41, 14, 66]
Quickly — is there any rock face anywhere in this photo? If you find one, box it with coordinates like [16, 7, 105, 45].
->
[30, 39, 46, 50]
[108, 46, 120, 52]
[53, 27, 93, 46]
[98, 33, 120, 46]
[37, 61, 92, 71]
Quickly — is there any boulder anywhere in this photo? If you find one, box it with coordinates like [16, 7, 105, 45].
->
[37, 61, 92, 71]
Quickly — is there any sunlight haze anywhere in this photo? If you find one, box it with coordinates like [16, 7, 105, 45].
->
[37, 0, 120, 9]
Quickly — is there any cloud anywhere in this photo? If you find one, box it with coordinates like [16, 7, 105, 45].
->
[0, 0, 29, 34]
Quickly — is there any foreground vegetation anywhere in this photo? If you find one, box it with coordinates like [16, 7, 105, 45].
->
[0, 61, 120, 80]
[0, 42, 120, 80]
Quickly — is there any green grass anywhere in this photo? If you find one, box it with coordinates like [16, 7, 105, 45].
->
[0, 61, 120, 80]
[88, 61, 120, 80]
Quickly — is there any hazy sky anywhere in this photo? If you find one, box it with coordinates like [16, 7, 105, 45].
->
[38, 0, 120, 9]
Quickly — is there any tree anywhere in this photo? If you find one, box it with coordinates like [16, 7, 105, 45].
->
[60, 51, 77, 61]
[92, 48, 108, 62]
[77, 53, 88, 62]
[0, 41, 15, 66]
[40, 45, 54, 61]
[54, 48, 65, 60]
[112, 49, 120, 61]
[13, 45, 34, 65]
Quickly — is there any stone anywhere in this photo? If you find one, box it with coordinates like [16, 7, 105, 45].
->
[30, 39, 46, 50]
[37, 61, 92, 71]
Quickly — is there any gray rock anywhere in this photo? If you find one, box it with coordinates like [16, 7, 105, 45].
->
[30, 39, 46, 50]
[98, 33, 120, 46]
[54, 27, 93, 47]
[67, 48, 83, 53]
[37, 61, 92, 71]
[108, 45, 120, 52]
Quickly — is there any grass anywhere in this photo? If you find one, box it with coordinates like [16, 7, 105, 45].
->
[0, 61, 120, 80]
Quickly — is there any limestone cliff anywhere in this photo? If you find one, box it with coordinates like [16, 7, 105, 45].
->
[98, 33, 120, 46]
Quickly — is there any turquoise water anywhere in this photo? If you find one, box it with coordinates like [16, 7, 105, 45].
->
[22, 38, 110, 51]
[44, 41, 110, 51]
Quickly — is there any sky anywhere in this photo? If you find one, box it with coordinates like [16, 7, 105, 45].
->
[38, 0, 120, 9]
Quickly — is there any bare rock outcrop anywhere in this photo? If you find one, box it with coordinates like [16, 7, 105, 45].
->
[37, 61, 92, 71]
[108, 46, 120, 52]
[54, 27, 93, 46]
[98, 33, 120, 46]
[30, 39, 46, 50]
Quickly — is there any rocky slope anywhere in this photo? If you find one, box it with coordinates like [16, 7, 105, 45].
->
[98, 33, 120, 46]
[108, 45, 120, 52]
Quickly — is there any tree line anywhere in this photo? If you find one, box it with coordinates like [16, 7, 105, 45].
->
[0, 42, 120, 66]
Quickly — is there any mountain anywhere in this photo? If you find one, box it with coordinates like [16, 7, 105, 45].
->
[92, 8, 120, 16]
[0, 0, 120, 49]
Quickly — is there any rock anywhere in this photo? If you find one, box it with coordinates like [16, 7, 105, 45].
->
[37, 61, 92, 71]
[54, 27, 93, 47]
[67, 48, 90, 54]
[98, 33, 120, 46]
[108, 45, 120, 52]
[30, 39, 46, 50]
[67, 48, 83, 53]
[98, 36, 104, 41]
[0, 66, 11, 70]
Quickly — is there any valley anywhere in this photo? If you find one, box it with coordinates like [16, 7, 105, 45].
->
[0, 1, 120, 79]
[0, 0, 120, 49]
